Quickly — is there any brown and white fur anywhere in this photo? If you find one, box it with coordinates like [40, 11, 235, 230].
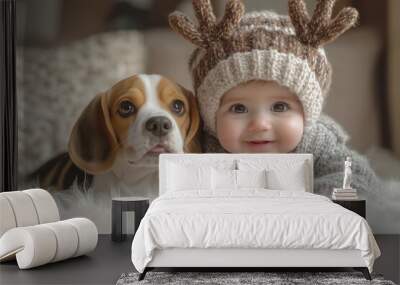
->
[30, 74, 201, 204]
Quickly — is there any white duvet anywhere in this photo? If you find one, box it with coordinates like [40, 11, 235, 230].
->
[131, 190, 380, 273]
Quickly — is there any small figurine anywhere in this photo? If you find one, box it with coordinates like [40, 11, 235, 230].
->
[342, 156, 352, 189]
[332, 156, 358, 200]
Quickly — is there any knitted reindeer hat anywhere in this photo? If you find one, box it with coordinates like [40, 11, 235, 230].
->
[169, 0, 359, 134]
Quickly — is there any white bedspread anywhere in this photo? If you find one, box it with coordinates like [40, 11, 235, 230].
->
[131, 190, 380, 273]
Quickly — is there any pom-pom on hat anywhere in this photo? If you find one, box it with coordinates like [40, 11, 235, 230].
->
[169, 0, 359, 135]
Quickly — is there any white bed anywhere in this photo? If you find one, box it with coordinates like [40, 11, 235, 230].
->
[131, 154, 380, 280]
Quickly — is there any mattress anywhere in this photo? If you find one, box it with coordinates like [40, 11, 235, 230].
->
[131, 190, 380, 273]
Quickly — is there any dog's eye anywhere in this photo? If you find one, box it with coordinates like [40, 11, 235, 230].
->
[118, 101, 135, 117]
[171, 100, 185, 115]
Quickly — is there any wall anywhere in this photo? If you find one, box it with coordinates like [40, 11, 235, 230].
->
[17, 0, 62, 45]
[388, 0, 400, 157]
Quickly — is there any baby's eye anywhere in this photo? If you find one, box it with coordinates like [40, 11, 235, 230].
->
[271, 102, 290, 112]
[229, 104, 248, 113]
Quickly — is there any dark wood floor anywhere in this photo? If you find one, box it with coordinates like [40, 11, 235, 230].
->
[0, 235, 399, 285]
[0, 236, 133, 285]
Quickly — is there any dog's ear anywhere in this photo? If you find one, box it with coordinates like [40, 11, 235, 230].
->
[179, 86, 202, 153]
[69, 92, 119, 175]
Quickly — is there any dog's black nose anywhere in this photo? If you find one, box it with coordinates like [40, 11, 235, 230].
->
[145, 116, 172, 137]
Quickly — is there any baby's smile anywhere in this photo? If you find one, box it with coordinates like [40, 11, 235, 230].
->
[244, 140, 274, 151]
[246, 140, 273, 144]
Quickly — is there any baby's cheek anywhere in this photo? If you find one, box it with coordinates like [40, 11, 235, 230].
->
[216, 115, 241, 152]
[217, 119, 232, 145]
[284, 118, 304, 149]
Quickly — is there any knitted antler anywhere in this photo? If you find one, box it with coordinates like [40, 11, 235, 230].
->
[215, 0, 245, 41]
[169, 0, 245, 49]
[193, 0, 216, 33]
[288, 0, 359, 48]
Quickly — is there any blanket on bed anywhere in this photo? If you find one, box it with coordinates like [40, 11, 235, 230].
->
[131, 190, 380, 273]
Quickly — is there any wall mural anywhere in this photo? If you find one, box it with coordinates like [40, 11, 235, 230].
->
[11, 0, 400, 235]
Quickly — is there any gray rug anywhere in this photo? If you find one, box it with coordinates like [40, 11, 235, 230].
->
[116, 271, 396, 285]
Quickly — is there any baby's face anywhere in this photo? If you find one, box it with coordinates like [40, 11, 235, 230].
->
[216, 81, 304, 153]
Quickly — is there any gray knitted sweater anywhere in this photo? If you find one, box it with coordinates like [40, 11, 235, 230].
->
[201, 115, 380, 199]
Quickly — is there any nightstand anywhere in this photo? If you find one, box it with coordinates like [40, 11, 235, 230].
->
[332, 199, 366, 218]
[112, 197, 150, 242]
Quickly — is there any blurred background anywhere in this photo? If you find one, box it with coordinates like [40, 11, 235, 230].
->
[15, 0, 399, 212]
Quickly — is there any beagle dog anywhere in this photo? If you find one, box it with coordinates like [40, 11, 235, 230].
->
[30, 74, 201, 201]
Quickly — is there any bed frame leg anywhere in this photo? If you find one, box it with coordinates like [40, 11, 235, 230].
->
[354, 267, 371, 280]
[138, 268, 148, 281]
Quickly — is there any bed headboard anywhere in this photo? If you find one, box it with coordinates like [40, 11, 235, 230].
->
[159, 154, 313, 195]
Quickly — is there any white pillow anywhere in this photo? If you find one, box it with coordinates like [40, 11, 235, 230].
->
[238, 159, 309, 192]
[167, 163, 212, 191]
[267, 168, 306, 191]
[212, 168, 237, 190]
[236, 169, 268, 189]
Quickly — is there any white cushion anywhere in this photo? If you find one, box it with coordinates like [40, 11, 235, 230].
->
[0, 226, 57, 269]
[64, 218, 98, 257]
[267, 167, 307, 191]
[236, 169, 268, 189]
[212, 168, 237, 190]
[0, 189, 98, 269]
[0, 189, 60, 237]
[23, 189, 60, 223]
[238, 159, 309, 192]
[0, 192, 39, 227]
[167, 163, 212, 191]
[0, 218, 97, 269]
[211, 169, 267, 191]
[0, 196, 17, 237]
[42, 221, 79, 262]
[159, 155, 239, 195]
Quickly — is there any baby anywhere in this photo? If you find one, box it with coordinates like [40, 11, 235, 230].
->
[168, 0, 383, 198]
[216, 79, 305, 154]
